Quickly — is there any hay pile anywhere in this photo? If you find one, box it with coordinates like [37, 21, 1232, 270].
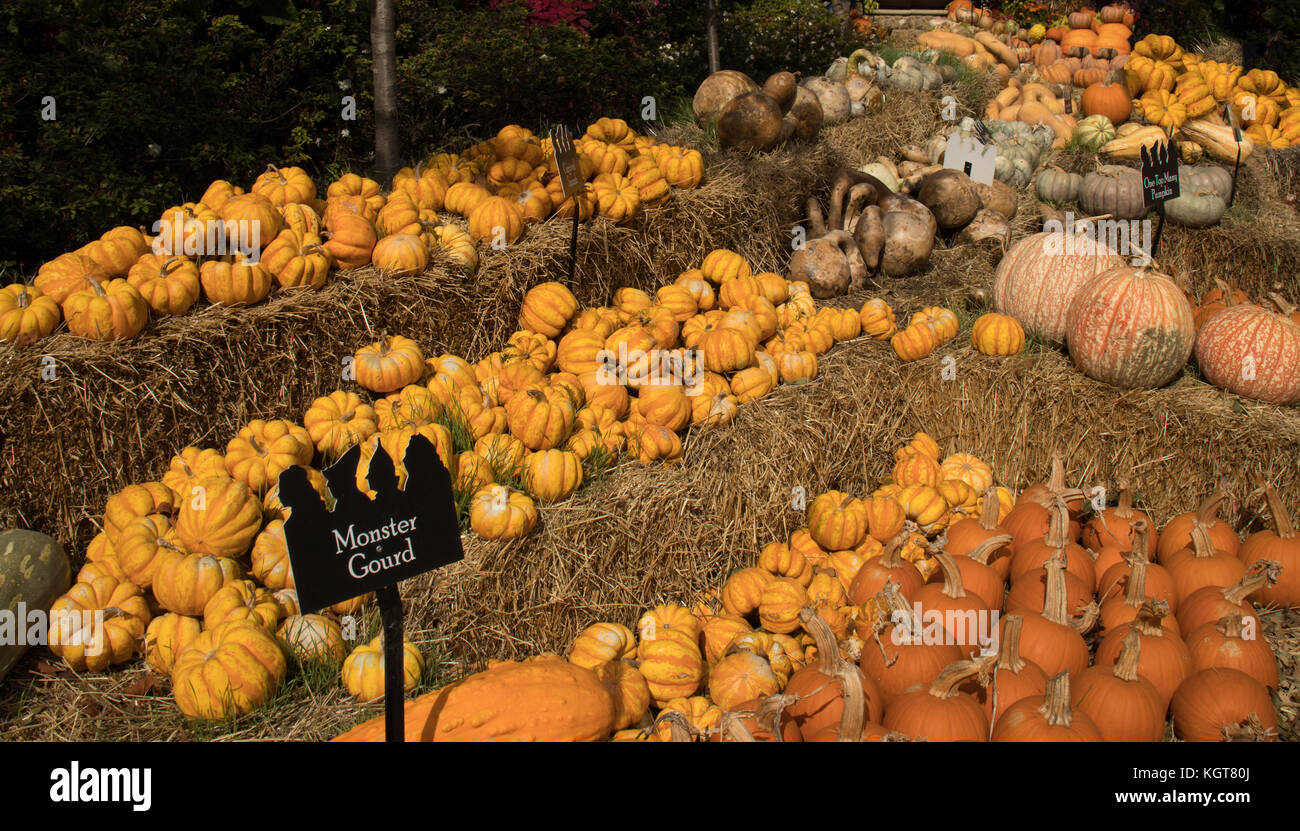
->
[8, 326, 1297, 741]
[429, 331, 1300, 665]
[0, 139, 836, 556]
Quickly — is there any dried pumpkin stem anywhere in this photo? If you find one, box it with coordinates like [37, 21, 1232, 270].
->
[1189, 523, 1217, 559]
[656, 711, 693, 743]
[1133, 599, 1171, 637]
[880, 532, 909, 570]
[978, 487, 1001, 530]
[1216, 614, 1246, 639]
[1042, 550, 1070, 627]
[967, 533, 1012, 566]
[1123, 554, 1148, 608]
[1129, 518, 1150, 560]
[1046, 497, 1070, 548]
[1039, 671, 1074, 727]
[933, 551, 969, 600]
[1263, 484, 1296, 539]
[1115, 482, 1134, 520]
[1268, 292, 1297, 316]
[1224, 561, 1281, 605]
[997, 614, 1027, 673]
[1195, 492, 1229, 528]
[719, 710, 757, 742]
[926, 658, 983, 700]
[1112, 629, 1143, 682]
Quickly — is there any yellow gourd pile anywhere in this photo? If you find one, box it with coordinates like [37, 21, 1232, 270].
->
[9, 118, 705, 346]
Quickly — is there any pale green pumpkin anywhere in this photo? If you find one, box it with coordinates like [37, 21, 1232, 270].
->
[0, 529, 72, 681]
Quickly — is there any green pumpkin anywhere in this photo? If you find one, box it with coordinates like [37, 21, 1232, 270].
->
[1079, 165, 1147, 219]
[998, 137, 1040, 167]
[1179, 164, 1234, 201]
[1165, 188, 1226, 227]
[0, 529, 72, 681]
[1073, 114, 1117, 152]
[1029, 123, 1056, 151]
[1036, 166, 1083, 203]
[995, 155, 1034, 189]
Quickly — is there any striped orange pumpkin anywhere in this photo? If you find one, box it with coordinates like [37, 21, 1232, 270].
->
[1193, 304, 1300, 404]
[807, 491, 869, 551]
[1065, 265, 1196, 388]
[994, 229, 1125, 344]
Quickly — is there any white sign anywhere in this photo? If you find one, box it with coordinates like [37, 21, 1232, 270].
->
[943, 132, 995, 185]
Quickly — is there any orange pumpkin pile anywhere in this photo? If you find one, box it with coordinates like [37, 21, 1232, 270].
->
[548, 452, 1292, 742]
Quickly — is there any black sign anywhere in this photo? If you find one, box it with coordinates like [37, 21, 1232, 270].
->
[277, 434, 464, 613]
[551, 125, 585, 200]
[1140, 140, 1180, 208]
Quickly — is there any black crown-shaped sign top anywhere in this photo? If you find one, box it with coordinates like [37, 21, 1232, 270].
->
[277, 434, 464, 613]
[1139, 140, 1176, 170]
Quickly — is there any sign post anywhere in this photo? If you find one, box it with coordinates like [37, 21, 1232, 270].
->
[1140, 139, 1180, 260]
[277, 434, 465, 742]
[552, 125, 586, 286]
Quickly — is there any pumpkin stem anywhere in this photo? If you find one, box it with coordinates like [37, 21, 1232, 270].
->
[1193, 492, 1229, 530]
[1189, 523, 1217, 559]
[656, 710, 694, 742]
[718, 710, 758, 742]
[933, 551, 970, 600]
[926, 657, 983, 700]
[83, 275, 107, 297]
[1267, 292, 1297, 316]
[978, 487, 1001, 530]
[1045, 497, 1070, 548]
[17, 285, 29, 308]
[1122, 554, 1148, 608]
[1038, 671, 1074, 727]
[966, 533, 1012, 566]
[1042, 550, 1070, 627]
[996, 613, 1028, 673]
[1262, 483, 1296, 540]
[161, 255, 183, 277]
[1217, 614, 1246, 639]
[1130, 518, 1151, 560]
[880, 532, 909, 569]
[798, 606, 865, 742]
[1133, 599, 1171, 637]
[156, 537, 184, 554]
[1112, 629, 1143, 682]
[1115, 481, 1134, 519]
[1224, 560, 1281, 605]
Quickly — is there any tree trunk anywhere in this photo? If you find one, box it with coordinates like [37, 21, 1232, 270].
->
[371, 0, 400, 183]
[706, 0, 720, 75]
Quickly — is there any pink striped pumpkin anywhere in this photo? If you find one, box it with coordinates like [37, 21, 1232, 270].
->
[993, 228, 1125, 344]
[1065, 265, 1195, 388]
[1194, 304, 1300, 404]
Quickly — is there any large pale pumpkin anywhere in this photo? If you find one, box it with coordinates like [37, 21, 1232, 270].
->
[1193, 304, 1300, 404]
[993, 229, 1125, 343]
[332, 655, 616, 741]
[1065, 265, 1196, 388]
